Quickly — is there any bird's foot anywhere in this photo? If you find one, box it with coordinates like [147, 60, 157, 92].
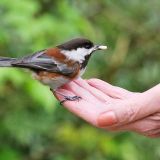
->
[50, 88, 81, 105]
[60, 95, 81, 105]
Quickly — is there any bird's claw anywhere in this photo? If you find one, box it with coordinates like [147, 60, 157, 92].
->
[60, 96, 81, 105]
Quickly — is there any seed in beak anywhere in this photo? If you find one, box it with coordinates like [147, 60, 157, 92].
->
[97, 45, 107, 50]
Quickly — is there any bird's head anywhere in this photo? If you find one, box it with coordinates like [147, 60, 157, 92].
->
[57, 38, 107, 65]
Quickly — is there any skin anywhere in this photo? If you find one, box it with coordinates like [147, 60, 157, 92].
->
[55, 78, 160, 138]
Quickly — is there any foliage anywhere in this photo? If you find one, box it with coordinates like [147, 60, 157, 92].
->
[0, 0, 160, 159]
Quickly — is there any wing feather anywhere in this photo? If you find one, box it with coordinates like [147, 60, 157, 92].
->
[12, 50, 77, 76]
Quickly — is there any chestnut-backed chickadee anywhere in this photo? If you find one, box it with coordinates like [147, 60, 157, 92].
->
[0, 38, 107, 103]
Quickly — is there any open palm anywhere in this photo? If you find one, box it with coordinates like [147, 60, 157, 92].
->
[55, 78, 160, 138]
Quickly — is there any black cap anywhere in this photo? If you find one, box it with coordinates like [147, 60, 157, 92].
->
[57, 38, 94, 50]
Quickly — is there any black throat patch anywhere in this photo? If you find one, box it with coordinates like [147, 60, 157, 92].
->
[81, 54, 92, 69]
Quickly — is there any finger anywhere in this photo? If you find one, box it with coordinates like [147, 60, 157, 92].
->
[97, 92, 159, 127]
[147, 133, 160, 138]
[104, 114, 160, 137]
[62, 81, 104, 106]
[107, 118, 156, 132]
[55, 88, 100, 126]
[87, 78, 133, 99]
[74, 78, 112, 103]
[147, 113, 160, 121]
[126, 122, 160, 138]
[145, 129, 160, 137]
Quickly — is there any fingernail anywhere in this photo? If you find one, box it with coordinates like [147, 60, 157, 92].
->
[98, 111, 117, 127]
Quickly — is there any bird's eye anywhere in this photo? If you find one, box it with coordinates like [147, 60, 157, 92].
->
[84, 43, 92, 49]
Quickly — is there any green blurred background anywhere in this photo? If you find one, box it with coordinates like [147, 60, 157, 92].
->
[0, 0, 160, 159]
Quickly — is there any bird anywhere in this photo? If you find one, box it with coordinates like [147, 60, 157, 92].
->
[0, 38, 107, 103]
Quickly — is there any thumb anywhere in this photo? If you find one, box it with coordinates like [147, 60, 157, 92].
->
[97, 92, 159, 127]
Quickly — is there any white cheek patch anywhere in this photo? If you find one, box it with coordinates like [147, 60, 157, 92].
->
[61, 48, 92, 63]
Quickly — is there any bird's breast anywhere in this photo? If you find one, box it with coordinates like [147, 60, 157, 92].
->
[32, 62, 85, 90]
[33, 72, 70, 90]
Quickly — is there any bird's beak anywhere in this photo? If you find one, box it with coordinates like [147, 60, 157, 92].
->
[94, 45, 107, 51]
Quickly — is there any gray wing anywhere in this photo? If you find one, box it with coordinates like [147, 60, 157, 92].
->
[11, 50, 77, 76]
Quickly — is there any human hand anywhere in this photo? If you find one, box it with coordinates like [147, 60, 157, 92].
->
[55, 78, 160, 138]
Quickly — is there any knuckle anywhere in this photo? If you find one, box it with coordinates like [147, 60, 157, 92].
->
[141, 124, 160, 136]
[152, 122, 160, 130]
[122, 103, 136, 123]
[149, 121, 160, 131]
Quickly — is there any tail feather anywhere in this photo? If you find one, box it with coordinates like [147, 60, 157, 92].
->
[0, 57, 17, 67]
